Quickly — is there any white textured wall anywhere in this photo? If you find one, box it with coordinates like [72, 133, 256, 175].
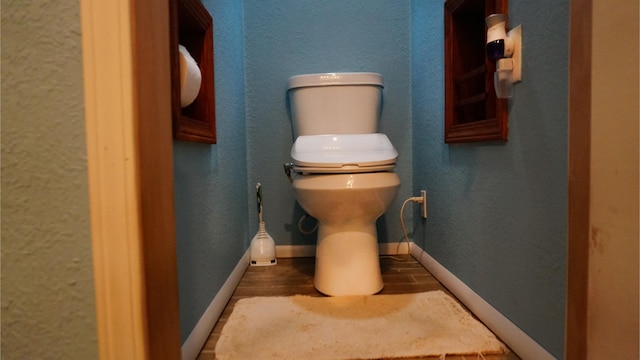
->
[1, 1, 98, 358]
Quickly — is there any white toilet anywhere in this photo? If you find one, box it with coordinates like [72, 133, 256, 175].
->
[284, 72, 400, 296]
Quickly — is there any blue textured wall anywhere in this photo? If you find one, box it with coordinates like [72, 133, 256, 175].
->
[243, 0, 413, 246]
[411, 1, 569, 357]
[174, 0, 248, 343]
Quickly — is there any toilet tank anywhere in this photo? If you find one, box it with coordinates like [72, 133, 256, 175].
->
[287, 72, 383, 138]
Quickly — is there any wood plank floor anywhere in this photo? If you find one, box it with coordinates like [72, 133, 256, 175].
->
[197, 255, 520, 360]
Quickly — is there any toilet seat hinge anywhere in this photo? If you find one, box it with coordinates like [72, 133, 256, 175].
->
[283, 162, 294, 183]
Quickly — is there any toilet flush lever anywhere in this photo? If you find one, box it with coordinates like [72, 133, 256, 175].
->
[283, 163, 294, 183]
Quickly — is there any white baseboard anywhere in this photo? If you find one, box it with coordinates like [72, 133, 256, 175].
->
[275, 241, 411, 258]
[410, 243, 556, 360]
[181, 248, 250, 360]
[276, 244, 315, 257]
[379, 241, 412, 255]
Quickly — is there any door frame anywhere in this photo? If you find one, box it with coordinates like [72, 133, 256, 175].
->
[565, 0, 592, 358]
[80, 0, 181, 358]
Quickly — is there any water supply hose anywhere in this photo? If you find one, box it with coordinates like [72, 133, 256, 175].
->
[298, 212, 318, 235]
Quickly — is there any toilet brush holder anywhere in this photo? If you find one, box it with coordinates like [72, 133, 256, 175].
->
[250, 183, 277, 266]
[250, 221, 277, 266]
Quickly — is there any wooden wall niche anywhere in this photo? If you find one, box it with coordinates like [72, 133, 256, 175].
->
[170, 0, 216, 143]
[444, 0, 508, 143]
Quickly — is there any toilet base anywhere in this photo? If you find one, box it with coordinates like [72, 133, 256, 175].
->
[313, 223, 383, 296]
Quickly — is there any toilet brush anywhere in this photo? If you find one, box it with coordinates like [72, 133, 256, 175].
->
[250, 183, 277, 266]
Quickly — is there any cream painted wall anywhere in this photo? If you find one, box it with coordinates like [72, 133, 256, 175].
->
[1, 1, 98, 358]
[588, 0, 639, 358]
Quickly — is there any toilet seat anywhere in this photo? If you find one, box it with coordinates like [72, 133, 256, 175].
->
[292, 163, 395, 174]
[291, 133, 397, 174]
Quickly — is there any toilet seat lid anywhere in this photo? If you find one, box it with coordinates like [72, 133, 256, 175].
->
[291, 133, 398, 168]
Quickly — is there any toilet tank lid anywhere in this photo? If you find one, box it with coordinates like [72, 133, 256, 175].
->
[287, 72, 383, 90]
[291, 133, 398, 167]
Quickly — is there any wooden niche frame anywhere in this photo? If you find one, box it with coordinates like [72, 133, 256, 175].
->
[444, 0, 508, 143]
[170, 0, 216, 144]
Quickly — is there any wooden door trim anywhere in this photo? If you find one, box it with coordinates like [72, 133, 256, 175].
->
[80, 0, 181, 358]
[565, 0, 592, 358]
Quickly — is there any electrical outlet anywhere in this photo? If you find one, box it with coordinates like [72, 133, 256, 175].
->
[421, 190, 427, 218]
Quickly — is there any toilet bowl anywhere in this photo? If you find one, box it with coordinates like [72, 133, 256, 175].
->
[293, 172, 400, 296]
[285, 72, 400, 296]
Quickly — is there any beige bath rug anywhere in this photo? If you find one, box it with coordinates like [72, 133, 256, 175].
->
[215, 290, 507, 359]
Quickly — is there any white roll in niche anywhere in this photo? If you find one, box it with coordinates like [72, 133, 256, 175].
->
[170, 0, 216, 144]
[178, 44, 202, 108]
